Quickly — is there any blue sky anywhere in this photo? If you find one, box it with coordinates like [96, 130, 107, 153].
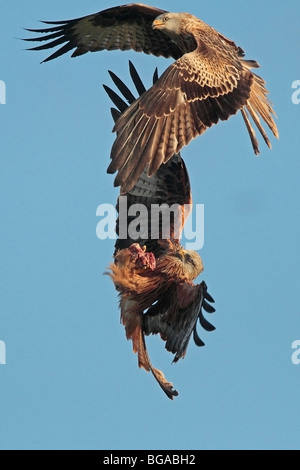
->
[1, 0, 299, 450]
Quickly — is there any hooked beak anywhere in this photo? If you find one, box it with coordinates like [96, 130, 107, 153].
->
[152, 18, 164, 30]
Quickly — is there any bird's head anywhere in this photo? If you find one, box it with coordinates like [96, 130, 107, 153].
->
[152, 12, 184, 35]
[172, 247, 204, 280]
[182, 249, 204, 280]
[152, 12, 198, 50]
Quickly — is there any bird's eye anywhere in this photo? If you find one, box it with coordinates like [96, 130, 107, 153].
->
[163, 16, 169, 22]
[184, 253, 195, 266]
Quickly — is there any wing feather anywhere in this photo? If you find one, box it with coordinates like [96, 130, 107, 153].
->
[143, 281, 215, 363]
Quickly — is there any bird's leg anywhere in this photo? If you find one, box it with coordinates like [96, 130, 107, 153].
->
[120, 297, 178, 399]
[136, 327, 179, 400]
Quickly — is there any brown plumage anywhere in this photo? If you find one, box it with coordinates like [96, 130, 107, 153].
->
[105, 62, 215, 399]
[25, 3, 279, 192]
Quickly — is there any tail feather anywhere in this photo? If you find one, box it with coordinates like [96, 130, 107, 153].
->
[242, 71, 279, 152]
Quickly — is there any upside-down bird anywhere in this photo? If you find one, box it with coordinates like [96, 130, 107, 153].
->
[104, 62, 215, 399]
[25, 3, 278, 193]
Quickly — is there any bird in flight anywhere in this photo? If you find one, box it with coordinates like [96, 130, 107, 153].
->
[105, 62, 215, 399]
[24, 3, 279, 193]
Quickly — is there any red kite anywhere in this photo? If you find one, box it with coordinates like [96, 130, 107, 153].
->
[25, 3, 279, 192]
[105, 63, 215, 399]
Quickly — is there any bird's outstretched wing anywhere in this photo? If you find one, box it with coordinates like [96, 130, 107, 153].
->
[104, 61, 192, 256]
[108, 52, 278, 192]
[23, 4, 182, 63]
